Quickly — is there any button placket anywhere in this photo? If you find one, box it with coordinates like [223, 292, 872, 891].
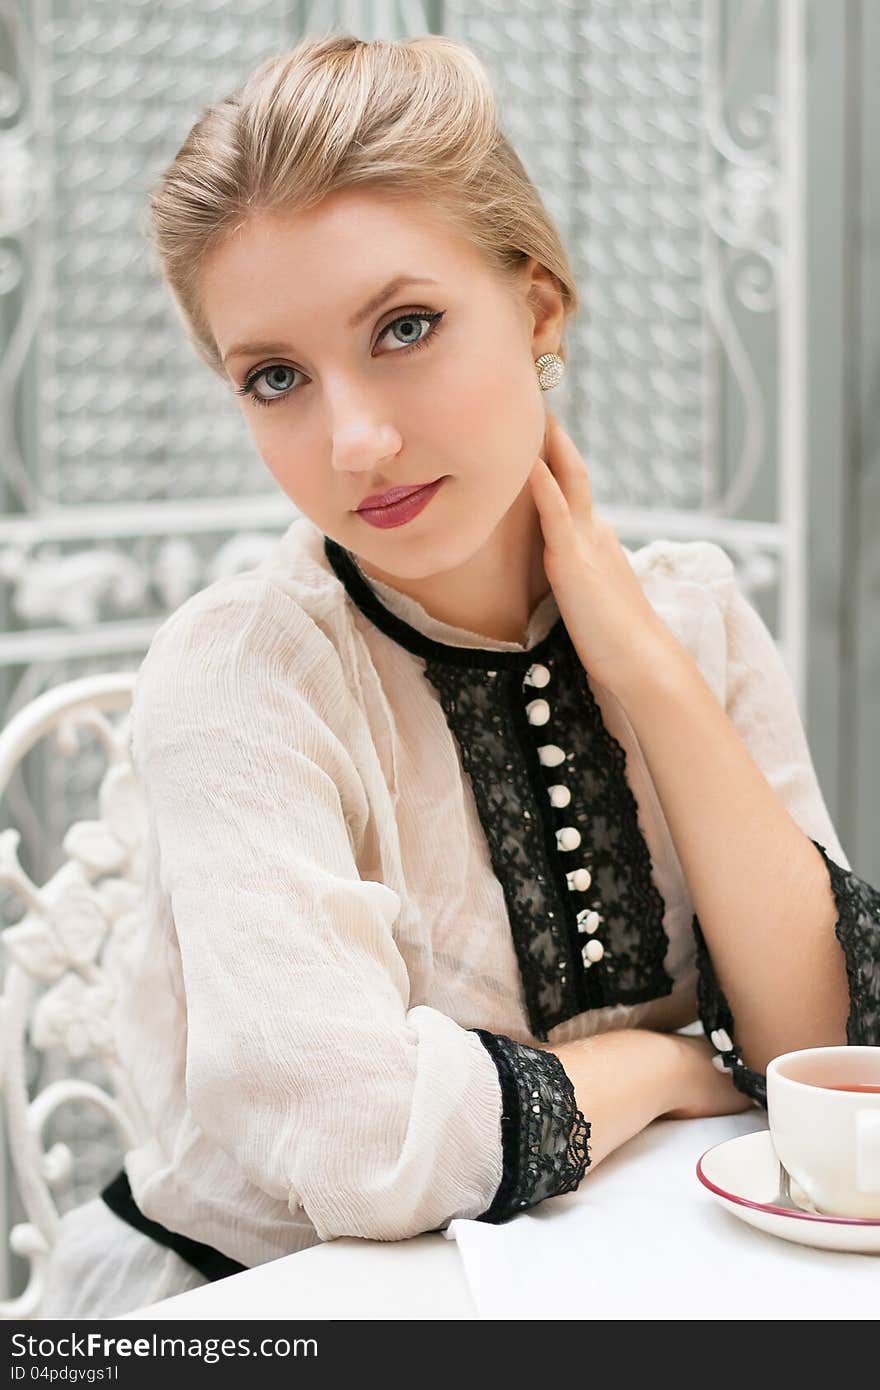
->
[325, 532, 674, 1035]
[524, 661, 609, 973]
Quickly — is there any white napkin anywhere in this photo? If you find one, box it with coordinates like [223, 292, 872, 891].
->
[445, 1112, 879, 1319]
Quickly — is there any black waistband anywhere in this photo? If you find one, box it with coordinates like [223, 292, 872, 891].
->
[100, 1169, 247, 1284]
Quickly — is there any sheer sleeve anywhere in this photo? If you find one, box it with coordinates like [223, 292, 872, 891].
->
[131, 579, 590, 1240]
[679, 546, 880, 1106]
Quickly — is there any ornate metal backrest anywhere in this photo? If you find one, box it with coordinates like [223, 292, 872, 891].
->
[0, 674, 152, 1319]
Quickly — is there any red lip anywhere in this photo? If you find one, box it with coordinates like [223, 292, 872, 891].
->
[356, 480, 441, 511]
[355, 477, 447, 529]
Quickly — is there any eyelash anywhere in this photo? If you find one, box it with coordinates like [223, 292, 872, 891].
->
[235, 308, 446, 409]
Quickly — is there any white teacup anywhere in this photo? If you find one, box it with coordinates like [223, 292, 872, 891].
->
[766, 1045, 880, 1218]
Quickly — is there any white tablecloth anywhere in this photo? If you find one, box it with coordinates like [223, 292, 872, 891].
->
[445, 1111, 879, 1319]
[123, 1111, 878, 1320]
[119, 1230, 477, 1321]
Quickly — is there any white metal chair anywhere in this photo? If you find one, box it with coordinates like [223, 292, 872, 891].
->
[0, 674, 152, 1319]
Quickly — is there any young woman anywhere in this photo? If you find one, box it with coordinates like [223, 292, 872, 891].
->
[37, 31, 877, 1319]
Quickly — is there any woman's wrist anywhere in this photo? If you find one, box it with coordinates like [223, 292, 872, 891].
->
[659, 1031, 755, 1119]
[639, 1029, 694, 1116]
[656, 1032, 705, 1113]
[545, 1028, 691, 1169]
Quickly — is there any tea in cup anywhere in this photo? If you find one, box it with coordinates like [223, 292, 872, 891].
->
[766, 1045, 880, 1218]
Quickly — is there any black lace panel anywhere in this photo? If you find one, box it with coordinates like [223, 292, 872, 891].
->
[471, 1028, 591, 1221]
[424, 632, 675, 1039]
[694, 837, 880, 1107]
[323, 536, 674, 1040]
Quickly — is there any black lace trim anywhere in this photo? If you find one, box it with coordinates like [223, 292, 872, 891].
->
[324, 536, 675, 1040]
[692, 912, 768, 1106]
[323, 533, 565, 673]
[471, 1028, 591, 1222]
[813, 839, 880, 1045]
[693, 836, 880, 1107]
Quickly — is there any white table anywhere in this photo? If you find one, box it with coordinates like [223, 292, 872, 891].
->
[119, 1110, 877, 1321]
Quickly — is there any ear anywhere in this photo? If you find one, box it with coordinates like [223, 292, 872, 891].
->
[520, 257, 567, 356]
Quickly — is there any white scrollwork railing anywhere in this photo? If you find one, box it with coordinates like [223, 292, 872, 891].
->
[0, 675, 150, 1319]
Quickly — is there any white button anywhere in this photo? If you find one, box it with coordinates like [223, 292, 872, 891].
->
[710, 1028, 733, 1053]
[556, 826, 581, 851]
[711, 1054, 729, 1073]
[567, 868, 592, 891]
[538, 744, 566, 767]
[526, 699, 550, 726]
[548, 784, 571, 808]
[577, 910, 601, 934]
[582, 939, 604, 965]
[525, 663, 551, 688]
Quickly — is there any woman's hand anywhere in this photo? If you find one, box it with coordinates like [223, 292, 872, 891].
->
[529, 411, 690, 698]
[662, 1033, 755, 1119]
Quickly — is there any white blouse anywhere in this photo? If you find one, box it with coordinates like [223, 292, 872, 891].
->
[104, 513, 862, 1272]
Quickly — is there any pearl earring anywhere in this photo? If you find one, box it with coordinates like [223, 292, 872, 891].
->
[535, 352, 565, 391]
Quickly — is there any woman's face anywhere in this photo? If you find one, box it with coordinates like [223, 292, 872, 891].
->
[199, 189, 564, 583]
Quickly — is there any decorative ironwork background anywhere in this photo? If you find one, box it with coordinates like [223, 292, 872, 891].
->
[0, 0, 807, 1298]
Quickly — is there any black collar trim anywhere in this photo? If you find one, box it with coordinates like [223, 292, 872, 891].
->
[323, 535, 565, 671]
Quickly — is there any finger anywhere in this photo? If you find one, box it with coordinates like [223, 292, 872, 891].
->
[544, 411, 593, 520]
[530, 457, 578, 554]
[545, 411, 592, 511]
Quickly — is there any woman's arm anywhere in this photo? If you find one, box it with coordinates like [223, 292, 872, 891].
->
[132, 584, 508, 1242]
[528, 424, 869, 1087]
[130, 579, 598, 1243]
[541, 1028, 752, 1171]
[610, 545, 853, 1076]
[613, 639, 847, 1076]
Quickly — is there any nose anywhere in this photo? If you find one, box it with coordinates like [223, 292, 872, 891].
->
[326, 381, 402, 475]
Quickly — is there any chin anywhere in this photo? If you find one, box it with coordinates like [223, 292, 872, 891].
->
[367, 527, 490, 581]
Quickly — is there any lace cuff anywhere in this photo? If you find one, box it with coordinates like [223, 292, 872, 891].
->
[470, 1028, 591, 1223]
[693, 836, 880, 1108]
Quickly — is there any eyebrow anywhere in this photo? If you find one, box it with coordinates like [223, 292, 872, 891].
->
[221, 274, 440, 364]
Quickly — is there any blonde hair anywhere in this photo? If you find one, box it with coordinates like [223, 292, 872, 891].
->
[148, 31, 579, 378]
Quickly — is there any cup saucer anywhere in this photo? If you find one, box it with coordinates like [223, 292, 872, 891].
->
[696, 1129, 880, 1253]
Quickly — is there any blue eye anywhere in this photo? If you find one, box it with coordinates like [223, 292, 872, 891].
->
[236, 308, 446, 409]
